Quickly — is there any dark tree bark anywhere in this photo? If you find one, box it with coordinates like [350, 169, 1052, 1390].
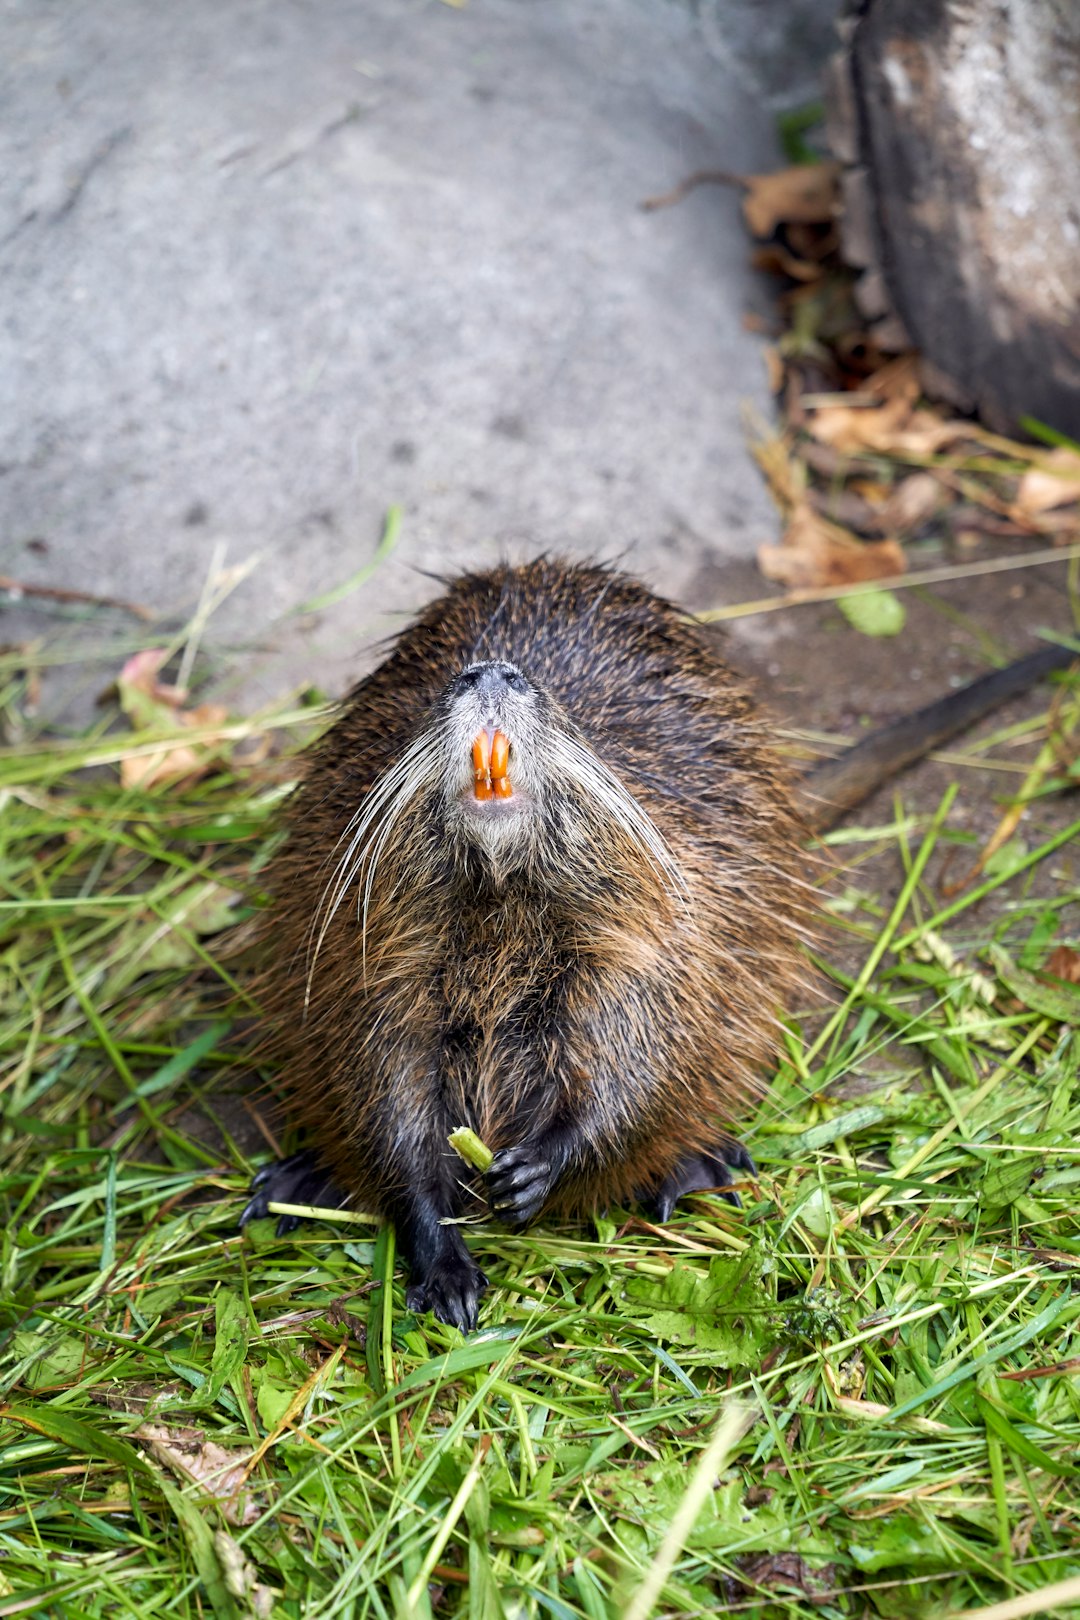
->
[827, 0, 1080, 437]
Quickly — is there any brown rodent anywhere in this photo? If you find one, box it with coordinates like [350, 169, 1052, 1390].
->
[242, 557, 1075, 1329]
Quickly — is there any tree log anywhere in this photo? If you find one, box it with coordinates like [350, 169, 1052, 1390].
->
[827, 0, 1080, 437]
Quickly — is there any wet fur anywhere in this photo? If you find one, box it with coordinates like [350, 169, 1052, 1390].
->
[251, 560, 812, 1326]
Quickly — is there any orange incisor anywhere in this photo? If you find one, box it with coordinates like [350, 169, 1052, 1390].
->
[472, 729, 513, 800]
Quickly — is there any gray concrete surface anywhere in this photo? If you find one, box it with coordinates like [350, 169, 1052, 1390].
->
[1, 0, 838, 711]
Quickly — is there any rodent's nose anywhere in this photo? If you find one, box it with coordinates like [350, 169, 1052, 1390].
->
[457, 661, 530, 702]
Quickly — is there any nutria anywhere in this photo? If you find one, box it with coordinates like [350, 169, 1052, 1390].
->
[242, 558, 1074, 1329]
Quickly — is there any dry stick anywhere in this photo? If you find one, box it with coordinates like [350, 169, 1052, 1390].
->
[639, 168, 745, 212]
[0, 573, 156, 621]
[696, 540, 1080, 623]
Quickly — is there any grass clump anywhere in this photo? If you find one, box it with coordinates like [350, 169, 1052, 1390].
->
[2, 637, 1080, 1620]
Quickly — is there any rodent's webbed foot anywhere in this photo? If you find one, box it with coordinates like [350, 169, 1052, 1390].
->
[406, 1255, 488, 1334]
[639, 1141, 756, 1225]
[488, 1143, 559, 1228]
[239, 1149, 349, 1237]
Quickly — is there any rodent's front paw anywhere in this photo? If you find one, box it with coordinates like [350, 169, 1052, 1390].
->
[488, 1145, 555, 1228]
[239, 1150, 348, 1237]
[406, 1257, 488, 1333]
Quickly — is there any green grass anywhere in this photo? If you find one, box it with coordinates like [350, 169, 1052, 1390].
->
[2, 639, 1080, 1620]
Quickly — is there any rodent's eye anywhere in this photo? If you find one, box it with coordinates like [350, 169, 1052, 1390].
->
[505, 671, 529, 695]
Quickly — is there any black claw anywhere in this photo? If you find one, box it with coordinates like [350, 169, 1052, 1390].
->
[488, 1145, 555, 1228]
[407, 1260, 488, 1332]
[722, 1141, 757, 1176]
[638, 1140, 756, 1223]
[239, 1149, 349, 1232]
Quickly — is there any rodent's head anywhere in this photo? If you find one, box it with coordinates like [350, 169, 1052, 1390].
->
[432, 659, 557, 865]
[430, 661, 682, 895]
[309, 658, 682, 975]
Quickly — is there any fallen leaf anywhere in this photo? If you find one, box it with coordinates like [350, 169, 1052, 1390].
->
[889, 408, 972, 455]
[758, 503, 906, 589]
[878, 471, 947, 532]
[741, 162, 839, 237]
[138, 1423, 262, 1526]
[751, 241, 823, 282]
[121, 707, 231, 790]
[763, 345, 784, 394]
[865, 354, 922, 404]
[806, 395, 910, 454]
[802, 357, 976, 458]
[1015, 448, 1080, 515]
[215, 1529, 278, 1617]
[849, 478, 891, 503]
[1046, 945, 1080, 985]
[837, 588, 907, 637]
[735, 1553, 836, 1600]
[117, 649, 234, 789]
[117, 649, 189, 727]
[990, 945, 1080, 1024]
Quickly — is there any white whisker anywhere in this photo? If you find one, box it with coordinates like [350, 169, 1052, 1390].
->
[548, 733, 686, 899]
[306, 729, 442, 1002]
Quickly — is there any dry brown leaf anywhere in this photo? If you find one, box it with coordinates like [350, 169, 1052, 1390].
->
[119, 649, 189, 712]
[1046, 945, 1080, 985]
[800, 357, 967, 459]
[117, 649, 234, 789]
[878, 471, 947, 532]
[741, 162, 839, 238]
[758, 503, 906, 589]
[751, 241, 823, 282]
[1015, 448, 1080, 515]
[805, 391, 911, 454]
[865, 354, 922, 404]
[807, 397, 970, 458]
[138, 1424, 262, 1526]
[120, 701, 231, 791]
[215, 1529, 277, 1617]
[849, 479, 891, 503]
[888, 409, 973, 456]
[750, 425, 806, 510]
[803, 406, 880, 456]
[736, 1553, 836, 1600]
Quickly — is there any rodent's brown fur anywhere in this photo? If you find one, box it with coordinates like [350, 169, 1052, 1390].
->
[248, 558, 813, 1326]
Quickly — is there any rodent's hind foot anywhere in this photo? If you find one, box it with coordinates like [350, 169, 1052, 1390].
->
[638, 1141, 756, 1225]
[406, 1256, 488, 1333]
[240, 1149, 349, 1237]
